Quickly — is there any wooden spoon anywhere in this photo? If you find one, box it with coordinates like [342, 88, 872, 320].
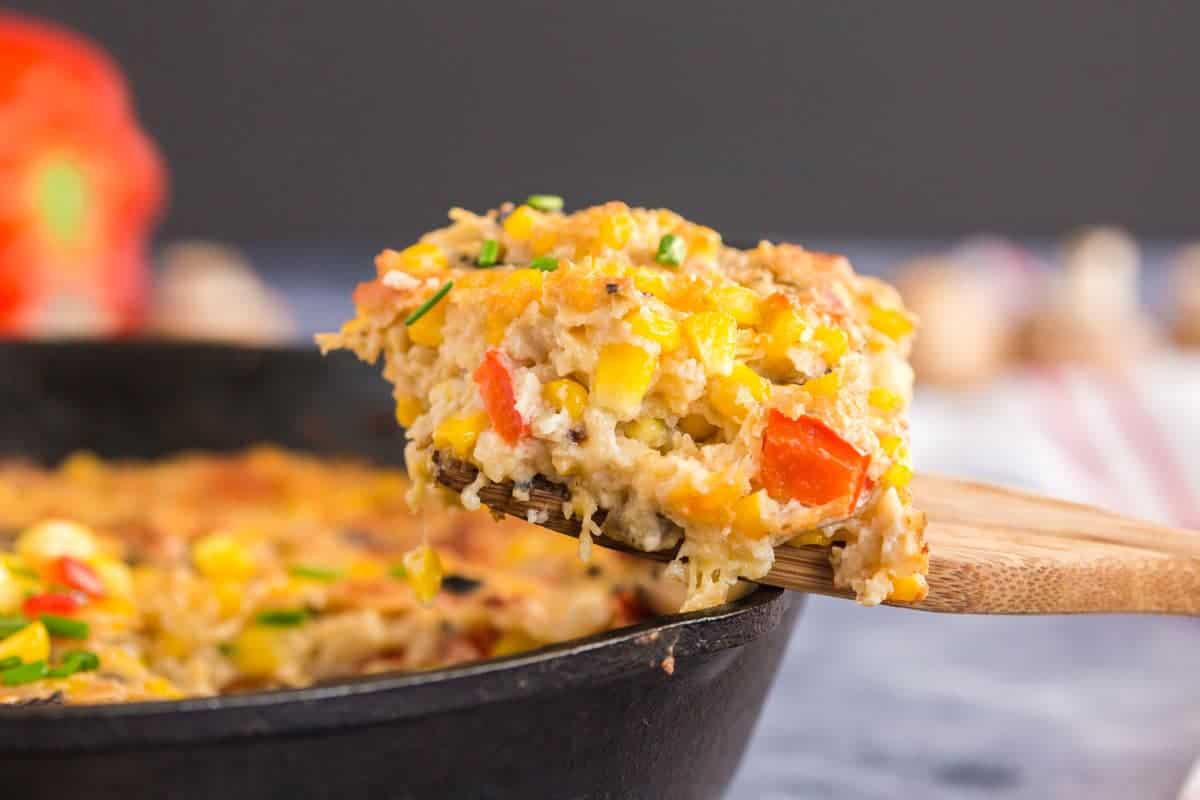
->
[434, 456, 1200, 615]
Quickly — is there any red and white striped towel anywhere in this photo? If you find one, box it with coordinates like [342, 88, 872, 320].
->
[912, 353, 1200, 531]
[910, 237, 1200, 530]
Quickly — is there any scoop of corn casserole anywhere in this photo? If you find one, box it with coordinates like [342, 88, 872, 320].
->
[0, 448, 669, 704]
[320, 199, 928, 610]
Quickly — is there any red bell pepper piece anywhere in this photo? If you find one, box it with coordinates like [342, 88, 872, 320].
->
[760, 409, 870, 511]
[48, 555, 105, 598]
[473, 349, 528, 445]
[22, 592, 84, 616]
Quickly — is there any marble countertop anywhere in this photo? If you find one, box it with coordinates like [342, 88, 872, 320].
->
[730, 599, 1199, 798]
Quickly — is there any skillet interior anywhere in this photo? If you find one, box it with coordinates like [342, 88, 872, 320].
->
[0, 340, 799, 799]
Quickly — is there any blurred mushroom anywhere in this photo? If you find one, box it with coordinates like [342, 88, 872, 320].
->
[1021, 226, 1159, 369]
[894, 256, 1012, 388]
[149, 241, 294, 345]
[1168, 244, 1200, 348]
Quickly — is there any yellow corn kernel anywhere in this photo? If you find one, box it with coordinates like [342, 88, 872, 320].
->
[88, 556, 134, 599]
[379, 242, 447, 276]
[622, 417, 669, 449]
[631, 267, 673, 300]
[394, 394, 423, 428]
[791, 531, 829, 546]
[144, 676, 186, 700]
[531, 227, 559, 257]
[404, 544, 443, 604]
[732, 490, 772, 539]
[881, 463, 913, 489]
[887, 573, 928, 604]
[0, 621, 50, 664]
[502, 204, 539, 241]
[678, 413, 718, 442]
[708, 363, 770, 422]
[813, 325, 849, 364]
[232, 626, 284, 677]
[433, 411, 490, 459]
[16, 519, 98, 564]
[593, 343, 657, 418]
[192, 533, 256, 580]
[598, 209, 635, 250]
[877, 433, 903, 456]
[211, 578, 246, 618]
[688, 226, 722, 258]
[0, 562, 23, 616]
[156, 632, 193, 660]
[683, 311, 738, 376]
[711, 285, 762, 327]
[869, 305, 915, 341]
[88, 595, 137, 622]
[492, 629, 540, 657]
[666, 479, 739, 527]
[762, 308, 807, 371]
[60, 450, 102, 481]
[869, 388, 904, 412]
[804, 371, 842, 399]
[542, 378, 588, 420]
[406, 294, 447, 347]
[626, 311, 681, 352]
[347, 557, 387, 581]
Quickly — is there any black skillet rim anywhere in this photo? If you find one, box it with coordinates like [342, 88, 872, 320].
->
[0, 586, 788, 751]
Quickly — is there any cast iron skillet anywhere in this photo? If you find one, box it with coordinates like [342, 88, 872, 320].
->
[0, 341, 799, 800]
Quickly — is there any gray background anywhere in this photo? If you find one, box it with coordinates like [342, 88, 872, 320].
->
[12, 1, 1200, 249]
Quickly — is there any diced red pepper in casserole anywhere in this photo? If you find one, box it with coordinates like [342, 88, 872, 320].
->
[22, 592, 83, 616]
[473, 349, 528, 445]
[48, 555, 105, 598]
[759, 409, 870, 510]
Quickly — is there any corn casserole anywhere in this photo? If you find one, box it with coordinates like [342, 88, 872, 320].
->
[319, 199, 928, 610]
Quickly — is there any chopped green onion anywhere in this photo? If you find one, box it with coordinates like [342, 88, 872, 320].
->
[217, 642, 237, 657]
[0, 616, 28, 639]
[404, 280, 454, 327]
[525, 194, 563, 212]
[655, 234, 686, 267]
[389, 564, 408, 580]
[289, 565, 341, 582]
[476, 239, 501, 268]
[0, 657, 21, 671]
[2, 660, 47, 686]
[255, 609, 309, 627]
[529, 257, 559, 272]
[48, 649, 99, 678]
[40, 614, 89, 639]
[9, 566, 38, 580]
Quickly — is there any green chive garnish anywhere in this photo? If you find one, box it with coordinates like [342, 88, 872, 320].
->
[217, 642, 237, 657]
[655, 234, 686, 267]
[529, 257, 559, 272]
[477, 239, 501, 268]
[525, 194, 563, 212]
[9, 566, 38, 580]
[0, 657, 20, 671]
[0, 617, 28, 639]
[389, 564, 408, 580]
[48, 649, 99, 678]
[404, 281, 453, 327]
[40, 615, 88, 639]
[2, 660, 47, 686]
[255, 609, 309, 627]
[289, 565, 341, 582]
